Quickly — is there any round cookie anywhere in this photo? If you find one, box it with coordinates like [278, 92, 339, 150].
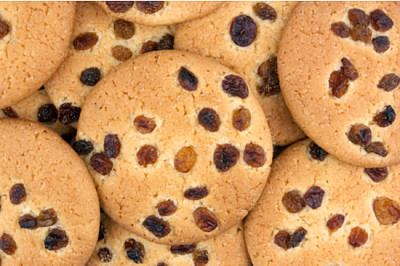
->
[0, 119, 99, 265]
[76, 50, 273, 244]
[245, 139, 400, 265]
[87, 214, 250, 265]
[45, 2, 175, 127]
[0, 2, 75, 108]
[278, 2, 400, 167]
[97, 1, 222, 26]
[175, 1, 304, 146]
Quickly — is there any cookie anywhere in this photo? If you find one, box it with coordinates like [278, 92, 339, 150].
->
[76, 50, 273, 244]
[245, 139, 400, 265]
[97, 1, 222, 26]
[278, 2, 400, 167]
[0, 119, 99, 265]
[0, 2, 75, 108]
[87, 213, 249, 265]
[45, 2, 175, 127]
[174, 1, 304, 146]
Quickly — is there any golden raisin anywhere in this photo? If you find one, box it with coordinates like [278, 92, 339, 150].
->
[193, 207, 218, 232]
[326, 214, 345, 232]
[174, 146, 197, 173]
[348, 8, 370, 26]
[282, 190, 305, 213]
[111, 45, 132, 61]
[253, 2, 277, 20]
[113, 19, 135, 39]
[232, 107, 251, 131]
[373, 197, 400, 225]
[348, 227, 368, 248]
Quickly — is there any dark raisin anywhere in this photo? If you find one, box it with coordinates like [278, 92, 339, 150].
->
[365, 167, 388, 182]
[303, 186, 325, 209]
[113, 19, 135, 39]
[104, 134, 121, 159]
[140, 40, 158, 54]
[37, 104, 58, 124]
[378, 73, 400, 91]
[350, 24, 372, 43]
[243, 143, 266, 167]
[370, 9, 393, 32]
[232, 107, 251, 131]
[253, 2, 277, 20]
[372, 36, 390, 53]
[213, 144, 240, 172]
[258, 56, 277, 79]
[193, 249, 209, 266]
[341, 58, 359, 80]
[329, 70, 350, 98]
[198, 108, 221, 132]
[0, 233, 16, 255]
[136, 1, 164, 14]
[124, 238, 145, 263]
[326, 214, 345, 232]
[373, 105, 396, 127]
[73, 32, 98, 50]
[72, 140, 93, 155]
[19, 214, 37, 229]
[230, 15, 257, 47]
[61, 128, 77, 145]
[348, 8, 370, 26]
[308, 141, 328, 161]
[111, 45, 132, 61]
[347, 124, 371, 147]
[90, 152, 113, 175]
[331, 22, 350, 38]
[157, 200, 177, 216]
[137, 145, 158, 166]
[2, 107, 18, 118]
[0, 19, 10, 40]
[142, 215, 171, 238]
[80, 67, 101, 86]
[274, 230, 291, 250]
[134, 115, 156, 134]
[174, 146, 197, 173]
[282, 190, 305, 213]
[348, 227, 368, 248]
[184, 186, 208, 200]
[44, 228, 69, 251]
[179, 67, 198, 91]
[156, 34, 174, 50]
[222, 74, 249, 99]
[373, 197, 400, 225]
[170, 244, 196, 254]
[365, 141, 387, 157]
[37, 208, 58, 227]
[98, 247, 113, 262]
[9, 183, 26, 205]
[193, 207, 218, 232]
[98, 222, 106, 241]
[106, 1, 134, 13]
[291, 227, 307, 248]
[59, 103, 81, 125]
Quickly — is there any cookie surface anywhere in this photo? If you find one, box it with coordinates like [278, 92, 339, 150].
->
[175, 1, 304, 146]
[0, 119, 99, 265]
[77, 50, 273, 244]
[278, 2, 400, 167]
[97, 1, 222, 26]
[245, 139, 400, 265]
[0, 2, 75, 108]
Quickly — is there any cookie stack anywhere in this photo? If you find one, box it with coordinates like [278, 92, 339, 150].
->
[0, 1, 399, 265]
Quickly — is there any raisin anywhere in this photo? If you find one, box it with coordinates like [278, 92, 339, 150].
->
[308, 141, 328, 161]
[348, 8, 370, 26]
[98, 222, 106, 241]
[213, 144, 240, 172]
[104, 134, 121, 159]
[2, 107, 18, 118]
[44, 228, 69, 251]
[373, 105, 396, 127]
[326, 214, 345, 232]
[365, 167, 388, 182]
[198, 108, 221, 132]
[72, 140, 93, 155]
[142, 215, 171, 238]
[373, 197, 400, 225]
[365, 141, 387, 157]
[136, 1, 164, 14]
[140, 40, 158, 54]
[170, 244, 196, 254]
[348, 227, 368, 248]
[19, 214, 37, 229]
[274, 230, 291, 250]
[157, 200, 177, 216]
[134, 115, 156, 134]
[193, 249, 209, 266]
[184, 186, 208, 200]
[37, 208, 58, 227]
[9, 183, 26, 205]
[111, 45, 132, 61]
[253, 2, 277, 20]
[244, 143, 266, 168]
[350, 24, 372, 43]
[156, 34, 174, 50]
[124, 238, 145, 263]
[178, 67, 198, 91]
[98, 247, 113, 262]
[232, 107, 251, 131]
[340, 58, 358, 80]
[230, 15, 257, 47]
[347, 124, 371, 147]
[257, 56, 280, 96]
[331, 22, 350, 38]
[59, 103, 81, 125]
[80, 67, 101, 86]
[106, 1, 134, 13]
[157, 263, 168, 266]
[174, 146, 197, 173]
[137, 145, 158, 166]
[378, 73, 400, 91]
[90, 152, 113, 175]
[303, 186, 325, 209]
[329, 70, 350, 98]
[193, 207, 218, 232]
[222, 74, 249, 99]
[73, 32, 98, 50]
[0, 233, 16, 255]
[370, 9, 393, 32]
[37, 104, 58, 124]
[282, 190, 305, 213]
[372, 36, 390, 53]
[113, 19, 135, 39]
[0, 19, 10, 40]
[291, 227, 307, 248]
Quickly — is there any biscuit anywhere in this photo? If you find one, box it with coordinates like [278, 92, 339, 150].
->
[245, 139, 400, 265]
[76, 50, 273, 244]
[278, 2, 400, 167]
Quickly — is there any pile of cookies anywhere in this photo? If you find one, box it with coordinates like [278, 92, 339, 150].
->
[0, 1, 399, 265]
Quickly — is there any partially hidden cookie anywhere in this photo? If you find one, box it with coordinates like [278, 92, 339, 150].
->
[76, 50, 273, 244]
[87, 214, 250, 265]
[45, 2, 175, 126]
[175, 1, 304, 146]
[97, 1, 222, 26]
[0, 2, 75, 108]
[278, 2, 400, 167]
[245, 139, 400, 265]
[0, 119, 99, 265]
